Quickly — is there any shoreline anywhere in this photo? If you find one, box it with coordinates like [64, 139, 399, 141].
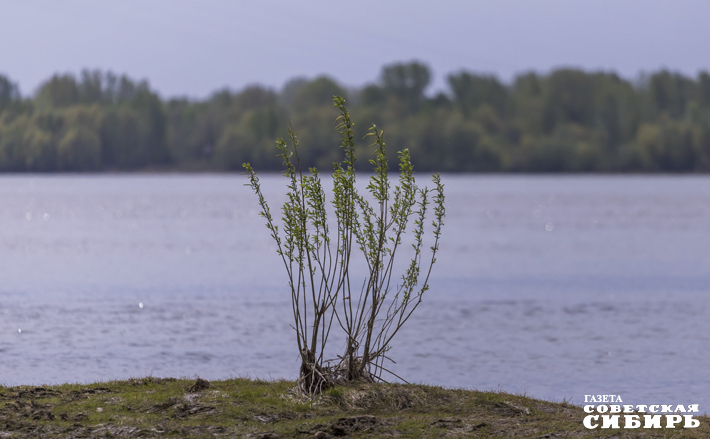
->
[1, 377, 707, 438]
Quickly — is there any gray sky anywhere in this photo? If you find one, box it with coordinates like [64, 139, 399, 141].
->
[3, 0, 709, 99]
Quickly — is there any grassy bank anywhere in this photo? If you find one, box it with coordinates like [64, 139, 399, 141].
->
[0, 377, 706, 438]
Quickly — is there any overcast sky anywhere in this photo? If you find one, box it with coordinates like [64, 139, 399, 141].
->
[3, 0, 709, 99]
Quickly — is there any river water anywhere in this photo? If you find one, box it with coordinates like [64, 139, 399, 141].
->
[0, 174, 708, 410]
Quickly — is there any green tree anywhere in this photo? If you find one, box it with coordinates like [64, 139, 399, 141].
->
[130, 87, 170, 166]
[698, 72, 710, 106]
[291, 76, 346, 110]
[23, 126, 56, 171]
[0, 113, 29, 171]
[243, 96, 445, 394]
[35, 74, 80, 108]
[360, 84, 387, 107]
[0, 74, 20, 113]
[57, 127, 101, 171]
[447, 72, 508, 116]
[511, 72, 545, 136]
[56, 106, 103, 171]
[215, 107, 283, 170]
[542, 69, 596, 131]
[380, 61, 431, 110]
[647, 70, 696, 119]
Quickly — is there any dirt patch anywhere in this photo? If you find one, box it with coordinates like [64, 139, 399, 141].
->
[173, 401, 216, 418]
[330, 415, 378, 436]
[429, 418, 463, 428]
[339, 384, 432, 411]
[484, 400, 531, 416]
[254, 413, 281, 423]
[16, 387, 60, 399]
[243, 433, 280, 439]
[57, 412, 88, 422]
[151, 397, 180, 412]
[428, 418, 489, 436]
[128, 377, 176, 386]
[187, 378, 210, 392]
[147, 395, 215, 418]
[63, 387, 113, 402]
[90, 425, 143, 436]
[7, 400, 55, 421]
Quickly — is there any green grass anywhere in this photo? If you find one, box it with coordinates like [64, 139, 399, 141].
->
[0, 377, 706, 438]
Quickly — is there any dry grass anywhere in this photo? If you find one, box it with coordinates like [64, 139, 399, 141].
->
[0, 377, 706, 438]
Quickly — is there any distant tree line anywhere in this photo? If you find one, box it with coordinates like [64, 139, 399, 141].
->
[1, 62, 710, 172]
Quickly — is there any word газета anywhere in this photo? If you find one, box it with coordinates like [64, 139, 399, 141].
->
[584, 395, 623, 403]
